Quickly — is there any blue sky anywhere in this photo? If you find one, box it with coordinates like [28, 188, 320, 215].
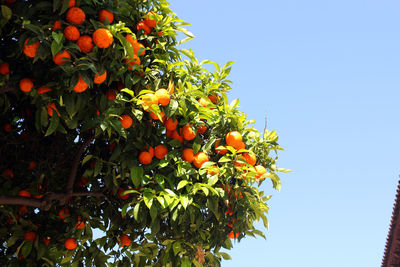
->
[171, 1, 400, 266]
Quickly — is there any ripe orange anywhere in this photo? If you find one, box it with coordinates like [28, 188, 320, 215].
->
[125, 55, 141, 70]
[208, 94, 218, 104]
[76, 35, 93, 53]
[141, 93, 158, 110]
[182, 148, 195, 163]
[144, 145, 154, 158]
[37, 86, 52, 95]
[214, 139, 227, 155]
[255, 165, 267, 180]
[197, 124, 207, 134]
[171, 130, 183, 143]
[98, 9, 114, 24]
[120, 234, 131, 247]
[59, 208, 70, 221]
[227, 218, 235, 228]
[234, 155, 246, 167]
[93, 28, 113, 48]
[24, 231, 36, 241]
[66, 7, 85, 25]
[64, 238, 77, 250]
[117, 188, 130, 200]
[105, 89, 116, 100]
[2, 169, 14, 179]
[198, 98, 209, 107]
[182, 124, 196, 141]
[0, 63, 10, 75]
[125, 35, 145, 56]
[4, 123, 11, 132]
[47, 102, 60, 117]
[53, 50, 71, 65]
[236, 141, 245, 150]
[119, 115, 133, 129]
[63, 25, 80, 41]
[165, 130, 174, 138]
[139, 151, 152, 164]
[43, 237, 50, 246]
[193, 152, 209, 168]
[136, 21, 151, 35]
[74, 216, 85, 229]
[228, 231, 239, 239]
[94, 70, 107, 84]
[242, 152, 256, 166]
[149, 110, 165, 121]
[154, 144, 168, 159]
[62, 0, 75, 7]
[52, 20, 62, 31]
[73, 75, 88, 93]
[155, 88, 170, 106]
[23, 38, 40, 58]
[28, 161, 36, 170]
[207, 166, 220, 175]
[19, 78, 34, 93]
[18, 190, 31, 198]
[225, 131, 243, 149]
[164, 117, 178, 131]
[143, 11, 158, 28]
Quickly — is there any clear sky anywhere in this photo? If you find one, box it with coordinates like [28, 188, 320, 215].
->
[171, 1, 400, 266]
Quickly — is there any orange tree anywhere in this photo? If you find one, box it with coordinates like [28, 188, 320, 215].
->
[0, 0, 288, 266]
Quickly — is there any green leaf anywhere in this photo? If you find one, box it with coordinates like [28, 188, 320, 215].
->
[150, 204, 157, 222]
[219, 252, 231, 260]
[130, 166, 144, 187]
[20, 241, 32, 258]
[181, 258, 191, 267]
[207, 175, 218, 186]
[82, 155, 93, 166]
[52, 31, 63, 44]
[172, 241, 181, 255]
[177, 180, 188, 190]
[133, 202, 140, 220]
[45, 113, 60, 136]
[1, 5, 12, 21]
[143, 192, 154, 209]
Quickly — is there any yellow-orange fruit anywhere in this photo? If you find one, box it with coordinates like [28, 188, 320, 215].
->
[98, 9, 114, 24]
[94, 70, 107, 84]
[105, 89, 116, 100]
[63, 25, 80, 41]
[182, 124, 196, 141]
[52, 20, 62, 31]
[242, 152, 256, 166]
[255, 165, 267, 180]
[125, 34, 145, 56]
[228, 231, 239, 239]
[143, 11, 158, 28]
[73, 75, 88, 93]
[155, 88, 170, 106]
[120, 234, 131, 247]
[214, 139, 227, 155]
[139, 151, 152, 165]
[119, 115, 133, 129]
[207, 166, 220, 175]
[53, 50, 71, 65]
[117, 188, 130, 200]
[19, 78, 34, 93]
[37, 86, 52, 95]
[64, 238, 77, 250]
[182, 148, 195, 163]
[198, 98, 209, 107]
[141, 93, 158, 110]
[23, 38, 40, 58]
[18, 190, 31, 198]
[193, 152, 209, 168]
[164, 117, 178, 131]
[0, 63, 9, 75]
[47, 102, 60, 117]
[125, 55, 141, 70]
[93, 28, 113, 48]
[24, 231, 36, 241]
[225, 131, 243, 149]
[136, 21, 151, 35]
[154, 144, 168, 159]
[66, 7, 85, 25]
[76, 35, 94, 53]
[74, 216, 85, 229]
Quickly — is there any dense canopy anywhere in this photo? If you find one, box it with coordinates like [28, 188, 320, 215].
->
[0, 0, 287, 266]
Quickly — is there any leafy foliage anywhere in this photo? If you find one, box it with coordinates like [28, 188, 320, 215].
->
[0, 0, 287, 266]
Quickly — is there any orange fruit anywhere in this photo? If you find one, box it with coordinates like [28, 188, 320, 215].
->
[182, 148, 195, 163]
[59, 208, 70, 220]
[236, 141, 245, 150]
[28, 161, 36, 170]
[76, 35, 94, 53]
[139, 151, 152, 165]
[117, 188, 130, 200]
[157, 31, 163, 37]
[198, 98, 209, 107]
[227, 218, 235, 228]
[62, 0, 75, 7]
[98, 9, 114, 24]
[149, 110, 165, 121]
[207, 166, 220, 175]
[234, 155, 246, 167]
[37, 86, 52, 95]
[93, 28, 113, 48]
[53, 50, 71, 65]
[120, 234, 131, 247]
[208, 94, 218, 104]
[225, 131, 242, 149]
[171, 130, 183, 143]
[136, 21, 151, 35]
[125, 35, 145, 56]
[165, 130, 174, 138]
[74, 216, 85, 229]
[94, 70, 107, 84]
[4, 123, 11, 132]
[23, 38, 40, 58]
[145, 145, 154, 158]
[125, 55, 141, 70]
[0, 63, 10, 75]
[63, 25, 80, 41]
[228, 231, 239, 239]
[197, 123, 207, 134]
[52, 20, 62, 31]
[2, 169, 14, 179]
[193, 152, 209, 168]
[141, 93, 158, 110]
[105, 89, 116, 100]
[214, 139, 227, 155]
[154, 144, 168, 159]
[18, 190, 31, 198]
[143, 11, 158, 28]
[73, 75, 88, 93]
[24, 231, 36, 241]
[255, 165, 267, 180]
[64, 238, 77, 250]
[47, 102, 60, 117]
[43, 237, 50, 246]
[182, 124, 196, 141]
[119, 115, 133, 129]
[164, 117, 178, 131]
[242, 152, 256, 166]
[19, 78, 34, 93]
[66, 7, 85, 25]
[155, 88, 170, 106]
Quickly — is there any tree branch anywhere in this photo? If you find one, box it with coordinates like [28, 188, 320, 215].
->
[66, 136, 94, 194]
